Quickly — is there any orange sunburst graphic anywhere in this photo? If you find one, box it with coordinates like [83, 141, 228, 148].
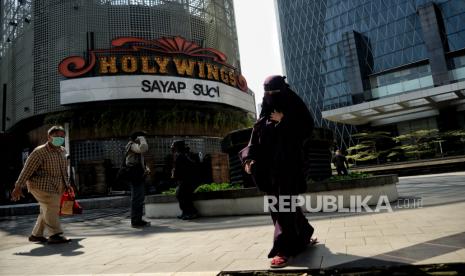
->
[111, 36, 228, 64]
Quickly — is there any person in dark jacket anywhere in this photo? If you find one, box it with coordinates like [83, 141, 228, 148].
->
[171, 140, 199, 220]
[332, 150, 349, 175]
[240, 75, 317, 268]
[126, 131, 150, 228]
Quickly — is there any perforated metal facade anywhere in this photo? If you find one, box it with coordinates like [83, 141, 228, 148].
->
[71, 136, 221, 168]
[1, 0, 240, 130]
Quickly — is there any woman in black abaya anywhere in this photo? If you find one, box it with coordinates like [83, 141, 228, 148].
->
[240, 75, 317, 268]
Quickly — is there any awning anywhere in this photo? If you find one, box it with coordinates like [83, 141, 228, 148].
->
[322, 80, 465, 126]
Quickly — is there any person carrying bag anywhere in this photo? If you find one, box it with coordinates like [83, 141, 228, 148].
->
[123, 131, 151, 228]
[59, 190, 82, 215]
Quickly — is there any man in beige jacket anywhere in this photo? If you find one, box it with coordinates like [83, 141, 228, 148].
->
[11, 125, 73, 244]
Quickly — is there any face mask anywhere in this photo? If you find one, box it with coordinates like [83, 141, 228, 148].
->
[51, 137, 65, 147]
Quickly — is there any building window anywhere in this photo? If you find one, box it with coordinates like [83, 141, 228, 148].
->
[369, 63, 433, 99]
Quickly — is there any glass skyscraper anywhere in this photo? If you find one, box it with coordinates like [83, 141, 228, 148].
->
[276, 0, 465, 149]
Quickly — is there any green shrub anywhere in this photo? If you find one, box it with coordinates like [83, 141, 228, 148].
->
[160, 183, 242, 195]
[329, 172, 372, 181]
[161, 188, 177, 196]
[194, 183, 241, 193]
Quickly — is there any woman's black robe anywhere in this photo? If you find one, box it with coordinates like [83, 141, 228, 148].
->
[240, 87, 315, 257]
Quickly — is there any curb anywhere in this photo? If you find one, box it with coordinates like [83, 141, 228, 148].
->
[0, 196, 130, 217]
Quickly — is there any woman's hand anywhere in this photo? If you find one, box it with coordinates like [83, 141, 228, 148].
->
[244, 160, 256, 174]
[270, 110, 284, 123]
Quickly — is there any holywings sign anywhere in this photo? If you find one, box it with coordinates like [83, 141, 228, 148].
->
[58, 36, 254, 113]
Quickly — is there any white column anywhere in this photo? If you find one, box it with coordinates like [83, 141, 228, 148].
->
[64, 122, 70, 154]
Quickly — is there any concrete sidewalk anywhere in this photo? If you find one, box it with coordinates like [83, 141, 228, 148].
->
[1, 202, 464, 275]
[0, 172, 464, 275]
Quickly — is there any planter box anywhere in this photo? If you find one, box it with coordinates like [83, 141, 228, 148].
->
[145, 174, 399, 218]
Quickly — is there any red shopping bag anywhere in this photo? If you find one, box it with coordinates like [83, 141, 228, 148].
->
[73, 199, 83, 214]
[60, 191, 83, 215]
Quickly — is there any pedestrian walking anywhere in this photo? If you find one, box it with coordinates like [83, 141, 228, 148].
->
[240, 75, 318, 268]
[11, 125, 73, 244]
[171, 140, 199, 220]
[125, 131, 150, 227]
[332, 149, 349, 175]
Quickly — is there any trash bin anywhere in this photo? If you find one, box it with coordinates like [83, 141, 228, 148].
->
[210, 153, 230, 184]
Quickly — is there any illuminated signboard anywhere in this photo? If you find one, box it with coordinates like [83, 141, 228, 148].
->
[60, 75, 255, 113]
[58, 37, 255, 112]
[58, 36, 254, 112]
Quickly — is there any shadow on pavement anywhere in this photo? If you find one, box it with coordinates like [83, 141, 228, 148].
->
[331, 231, 465, 269]
[13, 238, 85, 257]
[220, 232, 465, 275]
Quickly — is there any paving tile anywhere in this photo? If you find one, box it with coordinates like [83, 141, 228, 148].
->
[137, 261, 194, 274]
[97, 263, 154, 274]
[258, 250, 270, 259]
[420, 226, 464, 234]
[361, 224, 398, 231]
[386, 243, 460, 262]
[389, 241, 418, 250]
[245, 242, 269, 253]
[346, 244, 393, 257]
[414, 251, 465, 264]
[180, 259, 233, 272]
[286, 246, 332, 269]
[316, 230, 345, 239]
[406, 233, 448, 243]
[344, 219, 377, 227]
[173, 272, 217, 276]
[320, 253, 362, 268]
[328, 219, 345, 226]
[216, 250, 264, 262]
[327, 226, 363, 233]
[323, 245, 347, 254]
[139, 252, 192, 263]
[345, 230, 383, 238]
[324, 238, 365, 247]
[330, 254, 412, 268]
[381, 228, 413, 236]
[454, 248, 465, 258]
[364, 235, 409, 245]
[76, 251, 128, 265]
[223, 258, 270, 271]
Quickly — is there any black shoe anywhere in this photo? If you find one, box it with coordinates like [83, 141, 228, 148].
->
[182, 213, 199, 220]
[28, 235, 47, 243]
[131, 220, 150, 228]
[48, 234, 71, 244]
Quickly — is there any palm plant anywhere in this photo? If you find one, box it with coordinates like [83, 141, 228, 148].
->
[346, 131, 391, 164]
[393, 129, 440, 160]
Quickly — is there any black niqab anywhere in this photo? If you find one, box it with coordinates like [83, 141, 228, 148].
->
[241, 76, 314, 195]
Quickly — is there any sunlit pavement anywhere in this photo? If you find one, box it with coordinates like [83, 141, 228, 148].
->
[1, 172, 464, 275]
